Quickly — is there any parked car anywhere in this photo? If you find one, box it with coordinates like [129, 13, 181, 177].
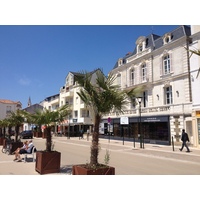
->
[20, 130, 33, 139]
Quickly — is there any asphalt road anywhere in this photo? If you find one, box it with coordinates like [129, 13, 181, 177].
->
[31, 136, 200, 175]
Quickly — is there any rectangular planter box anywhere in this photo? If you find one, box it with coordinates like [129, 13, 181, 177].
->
[0, 137, 4, 145]
[35, 151, 61, 175]
[35, 132, 42, 138]
[72, 164, 115, 175]
[42, 132, 47, 139]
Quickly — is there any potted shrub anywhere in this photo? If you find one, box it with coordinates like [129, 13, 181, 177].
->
[30, 104, 70, 175]
[72, 69, 142, 175]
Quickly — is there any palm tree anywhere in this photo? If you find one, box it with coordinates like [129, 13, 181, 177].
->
[185, 47, 200, 78]
[30, 104, 70, 152]
[75, 69, 142, 167]
[0, 119, 7, 138]
[7, 109, 29, 142]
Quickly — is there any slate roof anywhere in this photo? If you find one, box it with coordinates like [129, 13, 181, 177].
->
[112, 25, 191, 70]
[23, 103, 43, 114]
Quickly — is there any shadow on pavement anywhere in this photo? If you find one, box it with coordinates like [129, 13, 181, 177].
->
[60, 165, 72, 174]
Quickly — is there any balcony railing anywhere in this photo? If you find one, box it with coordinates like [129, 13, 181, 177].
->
[103, 103, 192, 118]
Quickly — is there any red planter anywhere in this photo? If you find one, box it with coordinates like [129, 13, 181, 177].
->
[72, 164, 115, 175]
[35, 132, 42, 138]
[35, 151, 61, 175]
[42, 132, 47, 139]
[0, 137, 4, 145]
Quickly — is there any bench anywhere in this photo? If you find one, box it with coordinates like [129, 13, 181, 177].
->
[23, 146, 37, 162]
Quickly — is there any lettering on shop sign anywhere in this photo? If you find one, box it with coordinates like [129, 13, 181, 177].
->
[144, 117, 161, 122]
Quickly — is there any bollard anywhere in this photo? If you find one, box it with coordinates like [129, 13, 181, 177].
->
[172, 136, 175, 151]
[133, 135, 135, 148]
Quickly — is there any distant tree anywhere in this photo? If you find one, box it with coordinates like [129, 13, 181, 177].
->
[7, 110, 29, 142]
[0, 119, 9, 138]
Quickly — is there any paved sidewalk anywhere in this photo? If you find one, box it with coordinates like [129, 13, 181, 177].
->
[1, 137, 200, 175]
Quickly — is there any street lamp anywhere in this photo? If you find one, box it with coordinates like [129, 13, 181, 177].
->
[137, 97, 142, 148]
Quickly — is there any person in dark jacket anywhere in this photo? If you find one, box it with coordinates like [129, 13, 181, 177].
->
[179, 129, 190, 152]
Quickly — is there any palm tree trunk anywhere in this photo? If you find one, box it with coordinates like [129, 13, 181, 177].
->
[90, 114, 101, 166]
[15, 125, 19, 142]
[46, 127, 52, 152]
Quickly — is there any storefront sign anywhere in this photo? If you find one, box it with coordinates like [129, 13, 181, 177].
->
[73, 119, 77, 123]
[144, 117, 161, 122]
[120, 116, 129, 125]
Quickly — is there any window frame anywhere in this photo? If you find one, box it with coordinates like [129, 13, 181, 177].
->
[165, 86, 173, 105]
[141, 63, 147, 82]
[163, 54, 171, 75]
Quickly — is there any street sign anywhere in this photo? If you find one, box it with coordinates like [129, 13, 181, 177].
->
[120, 116, 129, 125]
[108, 117, 111, 123]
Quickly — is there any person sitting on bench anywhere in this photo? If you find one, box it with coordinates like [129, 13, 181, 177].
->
[13, 140, 28, 156]
[13, 140, 34, 162]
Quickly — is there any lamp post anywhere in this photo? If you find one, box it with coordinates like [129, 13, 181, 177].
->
[137, 97, 142, 148]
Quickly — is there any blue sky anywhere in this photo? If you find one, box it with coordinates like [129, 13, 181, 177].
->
[0, 25, 183, 108]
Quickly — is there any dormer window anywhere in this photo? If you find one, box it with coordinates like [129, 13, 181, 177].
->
[136, 36, 146, 54]
[118, 59, 123, 66]
[139, 44, 143, 52]
[163, 33, 172, 44]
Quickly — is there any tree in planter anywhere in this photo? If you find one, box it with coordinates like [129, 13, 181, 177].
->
[3, 110, 29, 153]
[30, 104, 71, 152]
[6, 110, 29, 142]
[75, 69, 142, 168]
[0, 119, 9, 138]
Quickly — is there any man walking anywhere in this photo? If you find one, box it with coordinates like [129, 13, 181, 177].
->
[179, 129, 190, 152]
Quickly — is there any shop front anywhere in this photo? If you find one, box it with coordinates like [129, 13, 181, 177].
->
[101, 115, 170, 145]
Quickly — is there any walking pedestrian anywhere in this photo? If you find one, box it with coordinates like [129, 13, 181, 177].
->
[179, 129, 190, 152]
[79, 129, 84, 139]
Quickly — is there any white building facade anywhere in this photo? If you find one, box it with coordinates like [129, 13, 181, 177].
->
[190, 25, 200, 147]
[42, 70, 99, 136]
[0, 99, 22, 120]
[103, 25, 193, 146]
[40, 25, 200, 147]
